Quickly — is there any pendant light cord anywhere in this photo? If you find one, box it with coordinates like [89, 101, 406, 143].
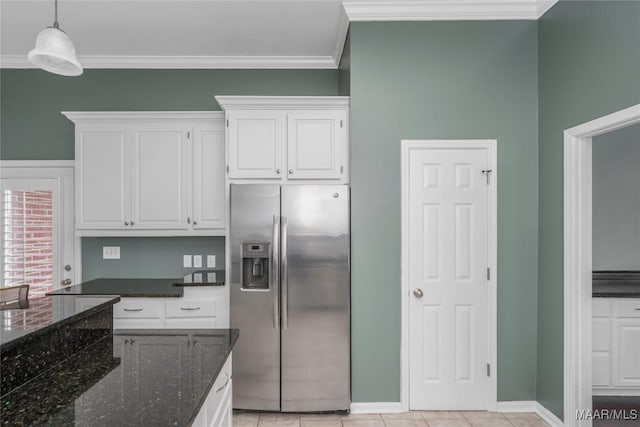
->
[53, 0, 59, 29]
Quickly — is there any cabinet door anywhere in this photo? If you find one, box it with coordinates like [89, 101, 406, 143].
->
[76, 125, 131, 229]
[131, 125, 190, 229]
[227, 111, 284, 179]
[287, 111, 346, 180]
[612, 318, 640, 387]
[192, 125, 225, 229]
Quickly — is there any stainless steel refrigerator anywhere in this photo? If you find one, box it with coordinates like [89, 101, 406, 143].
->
[230, 184, 350, 413]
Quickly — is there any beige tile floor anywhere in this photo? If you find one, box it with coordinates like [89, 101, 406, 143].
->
[232, 411, 551, 427]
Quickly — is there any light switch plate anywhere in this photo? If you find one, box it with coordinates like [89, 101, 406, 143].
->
[193, 255, 203, 268]
[183, 255, 192, 268]
[103, 246, 120, 259]
[207, 255, 216, 268]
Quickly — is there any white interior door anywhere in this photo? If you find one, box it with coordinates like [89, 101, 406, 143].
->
[407, 143, 494, 410]
[0, 164, 74, 294]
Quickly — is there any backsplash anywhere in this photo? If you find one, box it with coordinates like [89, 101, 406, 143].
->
[81, 237, 225, 281]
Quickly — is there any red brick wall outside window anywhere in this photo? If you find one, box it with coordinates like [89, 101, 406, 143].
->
[2, 190, 54, 297]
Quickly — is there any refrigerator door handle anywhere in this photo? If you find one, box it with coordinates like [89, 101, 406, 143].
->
[281, 216, 289, 330]
[272, 215, 280, 330]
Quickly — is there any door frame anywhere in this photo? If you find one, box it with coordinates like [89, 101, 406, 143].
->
[563, 104, 640, 427]
[0, 160, 76, 290]
[400, 139, 498, 411]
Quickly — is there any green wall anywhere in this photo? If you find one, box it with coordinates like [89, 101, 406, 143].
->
[81, 237, 225, 281]
[348, 21, 539, 402]
[537, 0, 640, 418]
[0, 69, 338, 160]
[593, 123, 640, 270]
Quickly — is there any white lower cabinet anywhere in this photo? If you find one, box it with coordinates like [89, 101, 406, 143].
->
[193, 353, 232, 427]
[110, 287, 228, 329]
[592, 298, 640, 395]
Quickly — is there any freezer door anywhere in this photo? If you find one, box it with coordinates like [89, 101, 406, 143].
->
[230, 184, 281, 411]
[281, 185, 350, 412]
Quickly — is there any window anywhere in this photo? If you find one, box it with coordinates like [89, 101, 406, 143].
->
[2, 189, 54, 297]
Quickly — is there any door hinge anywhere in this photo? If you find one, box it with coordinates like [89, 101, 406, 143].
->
[487, 267, 491, 281]
[226, 119, 229, 128]
[487, 363, 491, 377]
[187, 131, 191, 139]
[340, 165, 344, 174]
[340, 119, 343, 128]
[226, 165, 229, 173]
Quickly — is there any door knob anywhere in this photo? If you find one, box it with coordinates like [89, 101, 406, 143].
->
[413, 288, 424, 298]
[61, 278, 72, 286]
[64, 265, 72, 271]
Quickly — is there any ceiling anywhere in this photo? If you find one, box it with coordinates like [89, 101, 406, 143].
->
[0, 0, 557, 69]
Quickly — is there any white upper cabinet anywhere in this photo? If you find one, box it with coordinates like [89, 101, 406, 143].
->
[75, 125, 130, 229]
[192, 124, 226, 230]
[227, 111, 285, 179]
[287, 111, 346, 180]
[131, 125, 190, 230]
[64, 112, 226, 236]
[217, 96, 349, 183]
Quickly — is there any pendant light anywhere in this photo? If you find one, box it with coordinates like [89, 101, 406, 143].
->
[28, 0, 83, 76]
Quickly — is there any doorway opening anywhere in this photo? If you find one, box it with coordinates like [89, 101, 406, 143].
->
[563, 104, 640, 427]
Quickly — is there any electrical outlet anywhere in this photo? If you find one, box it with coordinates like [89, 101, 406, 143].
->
[103, 246, 120, 259]
[207, 255, 216, 268]
[183, 255, 192, 268]
[193, 255, 203, 268]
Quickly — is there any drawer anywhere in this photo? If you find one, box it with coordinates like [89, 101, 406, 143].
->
[113, 299, 164, 319]
[165, 317, 217, 329]
[593, 298, 612, 317]
[613, 300, 640, 318]
[206, 355, 232, 426]
[165, 299, 216, 318]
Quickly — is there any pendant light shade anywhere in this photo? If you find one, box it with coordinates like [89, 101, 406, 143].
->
[28, 0, 82, 76]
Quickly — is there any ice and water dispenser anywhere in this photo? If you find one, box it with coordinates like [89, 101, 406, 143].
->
[240, 242, 270, 290]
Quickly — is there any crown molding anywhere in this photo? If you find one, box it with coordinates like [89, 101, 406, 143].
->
[62, 111, 224, 124]
[1, 55, 338, 70]
[214, 96, 350, 111]
[343, 0, 559, 21]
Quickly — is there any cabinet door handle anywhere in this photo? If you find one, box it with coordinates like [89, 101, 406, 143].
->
[288, 169, 293, 174]
[130, 221, 135, 226]
[124, 221, 129, 226]
[276, 169, 281, 174]
[193, 220, 198, 225]
[635, 308, 640, 311]
[187, 217, 191, 224]
[216, 372, 230, 393]
[123, 308, 143, 312]
[180, 307, 201, 311]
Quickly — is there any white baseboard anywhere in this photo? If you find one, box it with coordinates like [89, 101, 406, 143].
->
[496, 401, 563, 426]
[353, 400, 563, 425]
[535, 402, 564, 427]
[497, 401, 538, 412]
[350, 402, 407, 414]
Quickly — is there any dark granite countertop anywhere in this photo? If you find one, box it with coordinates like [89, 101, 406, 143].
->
[1, 329, 239, 426]
[47, 275, 225, 298]
[593, 271, 640, 298]
[0, 295, 120, 352]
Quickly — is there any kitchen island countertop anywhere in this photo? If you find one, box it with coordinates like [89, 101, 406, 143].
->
[1, 329, 238, 426]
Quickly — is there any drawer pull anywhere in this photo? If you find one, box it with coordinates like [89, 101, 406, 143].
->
[216, 372, 230, 393]
[123, 308, 143, 312]
[635, 308, 640, 311]
[180, 307, 201, 311]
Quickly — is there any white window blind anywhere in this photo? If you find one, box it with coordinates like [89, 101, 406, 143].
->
[2, 189, 54, 297]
